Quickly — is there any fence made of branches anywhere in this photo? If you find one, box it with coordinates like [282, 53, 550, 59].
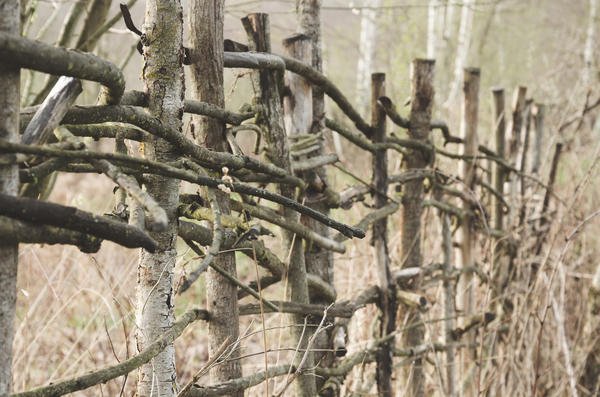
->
[1, 1, 597, 396]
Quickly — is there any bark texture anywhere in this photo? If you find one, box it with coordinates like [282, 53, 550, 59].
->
[296, 1, 336, 383]
[282, 33, 318, 396]
[402, 59, 434, 397]
[370, 73, 396, 397]
[189, 0, 242, 393]
[135, 0, 184, 395]
[0, 0, 20, 394]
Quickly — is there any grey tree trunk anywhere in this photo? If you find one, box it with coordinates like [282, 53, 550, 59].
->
[135, 0, 184, 395]
[370, 73, 396, 397]
[296, 1, 336, 386]
[402, 59, 434, 397]
[282, 34, 318, 397]
[0, 0, 20, 394]
[189, 0, 242, 393]
[456, 68, 480, 396]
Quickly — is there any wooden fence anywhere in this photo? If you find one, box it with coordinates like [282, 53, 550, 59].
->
[0, 8, 566, 397]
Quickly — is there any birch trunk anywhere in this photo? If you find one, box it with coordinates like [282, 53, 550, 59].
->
[445, 0, 473, 107]
[583, 0, 598, 86]
[427, 0, 441, 59]
[189, 0, 242, 393]
[0, 0, 20, 394]
[355, 0, 382, 116]
[135, 0, 184, 395]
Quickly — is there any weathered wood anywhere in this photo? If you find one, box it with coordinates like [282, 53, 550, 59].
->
[492, 87, 506, 231]
[0, 193, 158, 251]
[21, 77, 81, 145]
[531, 103, 545, 175]
[120, 90, 254, 125]
[370, 73, 396, 397]
[456, 67, 480, 394]
[535, 142, 563, 255]
[0, 3, 21, 391]
[0, 32, 124, 104]
[135, 0, 184, 394]
[402, 59, 435, 397]
[189, 0, 242, 391]
[0, 217, 101, 253]
[282, 33, 318, 397]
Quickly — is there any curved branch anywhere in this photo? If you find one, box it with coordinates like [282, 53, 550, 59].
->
[0, 32, 124, 104]
[2, 140, 362, 238]
[20, 105, 294, 180]
[0, 217, 102, 253]
[0, 193, 158, 252]
[120, 90, 254, 125]
[224, 51, 373, 138]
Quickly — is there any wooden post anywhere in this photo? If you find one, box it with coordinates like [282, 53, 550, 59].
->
[0, 0, 20, 393]
[242, 14, 297, 394]
[492, 87, 506, 232]
[296, 0, 336, 380]
[457, 67, 479, 394]
[189, 0, 242, 393]
[535, 142, 563, 256]
[282, 33, 317, 397]
[531, 103, 545, 175]
[442, 212, 457, 397]
[402, 59, 435, 397]
[506, 86, 527, 225]
[370, 72, 396, 397]
[518, 99, 533, 226]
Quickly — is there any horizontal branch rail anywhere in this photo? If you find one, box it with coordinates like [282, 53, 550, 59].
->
[0, 193, 158, 251]
[120, 90, 254, 125]
[0, 32, 124, 104]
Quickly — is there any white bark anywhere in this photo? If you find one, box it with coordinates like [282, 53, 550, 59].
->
[427, 0, 442, 59]
[355, 0, 381, 116]
[445, 0, 474, 107]
[584, 0, 598, 85]
[0, 0, 20, 394]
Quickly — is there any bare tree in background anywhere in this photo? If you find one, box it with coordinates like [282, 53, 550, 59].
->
[355, 0, 381, 116]
[135, 0, 184, 395]
[583, 0, 598, 86]
[0, 0, 20, 394]
[445, 0, 473, 107]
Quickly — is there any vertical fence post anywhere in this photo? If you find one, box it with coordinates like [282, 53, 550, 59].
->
[531, 103, 545, 176]
[282, 33, 318, 397]
[456, 67, 480, 394]
[402, 58, 435, 397]
[506, 86, 527, 225]
[442, 212, 457, 397]
[242, 13, 294, 395]
[370, 72, 396, 397]
[535, 142, 563, 256]
[492, 88, 506, 232]
[518, 99, 533, 226]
